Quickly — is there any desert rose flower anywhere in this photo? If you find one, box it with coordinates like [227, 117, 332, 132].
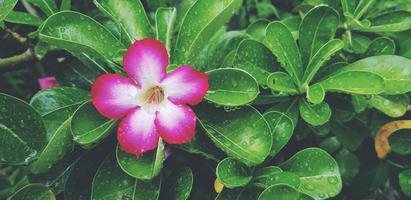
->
[91, 38, 208, 156]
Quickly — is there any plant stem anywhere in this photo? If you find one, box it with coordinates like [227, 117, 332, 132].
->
[0, 49, 35, 71]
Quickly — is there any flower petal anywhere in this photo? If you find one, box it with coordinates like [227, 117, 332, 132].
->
[123, 38, 169, 86]
[91, 74, 140, 119]
[161, 66, 208, 105]
[155, 101, 196, 144]
[117, 108, 160, 156]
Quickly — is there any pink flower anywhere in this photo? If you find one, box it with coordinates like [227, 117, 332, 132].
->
[38, 76, 59, 90]
[91, 38, 208, 156]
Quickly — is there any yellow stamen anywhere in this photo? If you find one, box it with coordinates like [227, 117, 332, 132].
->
[144, 86, 164, 104]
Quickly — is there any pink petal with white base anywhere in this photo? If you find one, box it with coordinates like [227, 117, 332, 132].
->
[117, 108, 160, 156]
[91, 74, 140, 119]
[123, 38, 169, 86]
[155, 101, 196, 144]
[161, 66, 208, 105]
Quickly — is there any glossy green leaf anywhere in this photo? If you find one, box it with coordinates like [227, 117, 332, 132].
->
[197, 104, 272, 166]
[267, 72, 298, 94]
[299, 99, 331, 126]
[258, 184, 314, 200]
[4, 11, 42, 26]
[319, 71, 385, 94]
[8, 184, 54, 200]
[342, 32, 371, 54]
[216, 158, 252, 188]
[264, 21, 303, 86]
[27, 0, 58, 16]
[353, 0, 376, 19]
[319, 136, 341, 154]
[0, 93, 47, 165]
[173, 0, 243, 65]
[399, 169, 411, 197]
[155, 7, 176, 53]
[263, 100, 299, 156]
[116, 140, 164, 180]
[92, 152, 161, 200]
[234, 39, 279, 85]
[71, 102, 116, 148]
[254, 169, 301, 189]
[335, 148, 360, 183]
[0, 0, 18, 23]
[60, 0, 71, 10]
[246, 19, 269, 42]
[216, 186, 262, 200]
[365, 10, 411, 32]
[341, 0, 358, 16]
[94, 0, 153, 45]
[0, 124, 35, 165]
[280, 148, 342, 199]
[39, 11, 125, 72]
[323, 55, 411, 94]
[206, 68, 259, 106]
[282, 16, 301, 40]
[302, 39, 344, 84]
[368, 94, 409, 117]
[389, 130, 411, 155]
[299, 6, 339, 67]
[306, 84, 325, 105]
[364, 37, 396, 57]
[162, 167, 193, 200]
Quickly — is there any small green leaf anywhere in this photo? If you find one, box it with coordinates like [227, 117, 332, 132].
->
[254, 169, 301, 189]
[8, 184, 54, 200]
[94, 0, 153, 46]
[216, 186, 262, 200]
[264, 21, 303, 86]
[116, 140, 164, 180]
[306, 84, 325, 104]
[299, 99, 331, 126]
[246, 19, 269, 42]
[267, 72, 298, 94]
[335, 148, 360, 183]
[319, 71, 385, 94]
[342, 32, 371, 54]
[4, 11, 43, 26]
[364, 37, 396, 57]
[341, 0, 357, 16]
[27, 0, 58, 16]
[258, 184, 314, 200]
[319, 136, 341, 154]
[162, 167, 193, 200]
[263, 100, 299, 156]
[60, 0, 71, 10]
[0, 0, 18, 23]
[365, 10, 411, 32]
[173, 0, 243, 65]
[197, 104, 272, 166]
[0, 124, 35, 165]
[282, 16, 301, 40]
[155, 7, 177, 53]
[353, 0, 377, 19]
[206, 68, 259, 106]
[234, 39, 279, 85]
[399, 169, 411, 197]
[216, 158, 252, 188]
[368, 94, 409, 117]
[71, 102, 117, 148]
[390, 130, 411, 156]
[299, 5, 340, 67]
[280, 148, 342, 199]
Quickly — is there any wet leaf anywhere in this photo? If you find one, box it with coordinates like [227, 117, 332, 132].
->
[216, 158, 252, 188]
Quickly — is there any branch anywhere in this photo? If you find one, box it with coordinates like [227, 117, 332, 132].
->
[0, 49, 35, 71]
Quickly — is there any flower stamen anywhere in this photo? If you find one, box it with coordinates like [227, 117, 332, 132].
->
[144, 86, 165, 104]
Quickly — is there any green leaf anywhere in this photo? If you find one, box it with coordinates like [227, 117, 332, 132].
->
[319, 136, 341, 154]
[254, 169, 301, 189]
[116, 140, 164, 180]
[258, 184, 314, 200]
[341, 0, 358, 16]
[216, 158, 252, 188]
[390, 130, 411, 155]
[299, 99, 331, 126]
[216, 186, 262, 200]
[368, 94, 409, 117]
[335, 148, 360, 183]
[205, 68, 259, 106]
[353, 0, 377, 19]
[246, 19, 269, 42]
[92, 151, 161, 200]
[155, 7, 177, 53]
[8, 184, 54, 200]
[302, 39, 344, 84]
[364, 37, 396, 57]
[27, 0, 58, 16]
[162, 167, 193, 200]
[342, 32, 371, 54]
[4, 11, 43, 26]
[60, 0, 71, 10]
[197, 104, 272, 166]
[322, 55, 411, 94]
[234, 39, 279, 85]
[306, 84, 325, 104]
[299, 6, 339, 67]
[0, 0, 18, 23]
[282, 16, 301, 40]
[0, 124, 35, 165]
[94, 0, 153, 46]
[71, 102, 117, 148]
[173, 0, 243, 65]
[399, 169, 411, 197]
[365, 10, 411, 32]
[263, 100, 299, 156]
[280, 148, 342, 199]
[267, 72, 298, 94]
[0, 93, 47, 164]
[39, 11, 125, 72]
[264, 21, 303, 87]
[331, 119, 368, 151]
